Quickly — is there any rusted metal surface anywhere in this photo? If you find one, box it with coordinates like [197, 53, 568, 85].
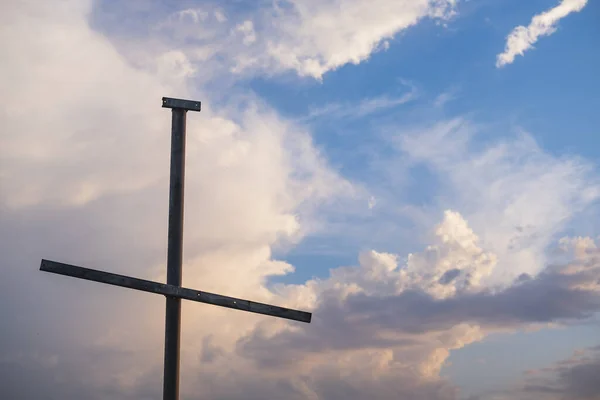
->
[40, 259, 312, 323]
[161, 97, 201, 112]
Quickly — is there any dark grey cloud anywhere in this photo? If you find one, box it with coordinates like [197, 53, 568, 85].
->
[187, 363, 459, 400]
[349, 267, 600, 329]
[494, 345, 600, 400]
[238, 254, 600, 366]
[559, 359, 600, 399]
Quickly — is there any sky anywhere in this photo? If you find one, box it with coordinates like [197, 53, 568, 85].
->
[1, 0, 600, 399]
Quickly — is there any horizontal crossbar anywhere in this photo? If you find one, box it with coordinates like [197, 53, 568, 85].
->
[161, 97, 201, 112]
[40, 259, 311, 323]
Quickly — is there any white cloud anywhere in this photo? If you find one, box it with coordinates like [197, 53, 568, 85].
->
[0, 2, 353, 397]
[154, 1, 458, 80]
[259, 0, 458, 79]
[496, 0, 588, 68]
[234, 20, 257, 45]
[433, 88, 458, 107]
[175, 8, 209, 23]
[394, 118, 600, 285]
[368, 196, 377, 209]
[214, 10, 227, 23]
[235, 220, 600, 400]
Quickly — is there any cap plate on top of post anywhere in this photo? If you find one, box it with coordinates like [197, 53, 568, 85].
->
[162, 97, 201, 112]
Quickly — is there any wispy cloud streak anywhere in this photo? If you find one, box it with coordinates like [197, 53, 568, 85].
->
[301, 85, 416, 122]
[496, 0, 588, 67]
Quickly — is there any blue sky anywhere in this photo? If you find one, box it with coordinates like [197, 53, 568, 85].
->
[2, 0, 600, 399]
[265, 0, 600, 277]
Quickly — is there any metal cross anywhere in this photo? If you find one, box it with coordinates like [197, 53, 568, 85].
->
[39, 97, 312, 400]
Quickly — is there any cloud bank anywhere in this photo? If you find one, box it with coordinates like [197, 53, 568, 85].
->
[148, 0, 458, 80]
[1, 1, 599, 399]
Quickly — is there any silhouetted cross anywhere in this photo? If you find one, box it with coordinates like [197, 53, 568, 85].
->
[40, 97, 311, 400]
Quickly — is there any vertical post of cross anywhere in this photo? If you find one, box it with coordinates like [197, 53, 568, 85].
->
[161, 97, 201, 400]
